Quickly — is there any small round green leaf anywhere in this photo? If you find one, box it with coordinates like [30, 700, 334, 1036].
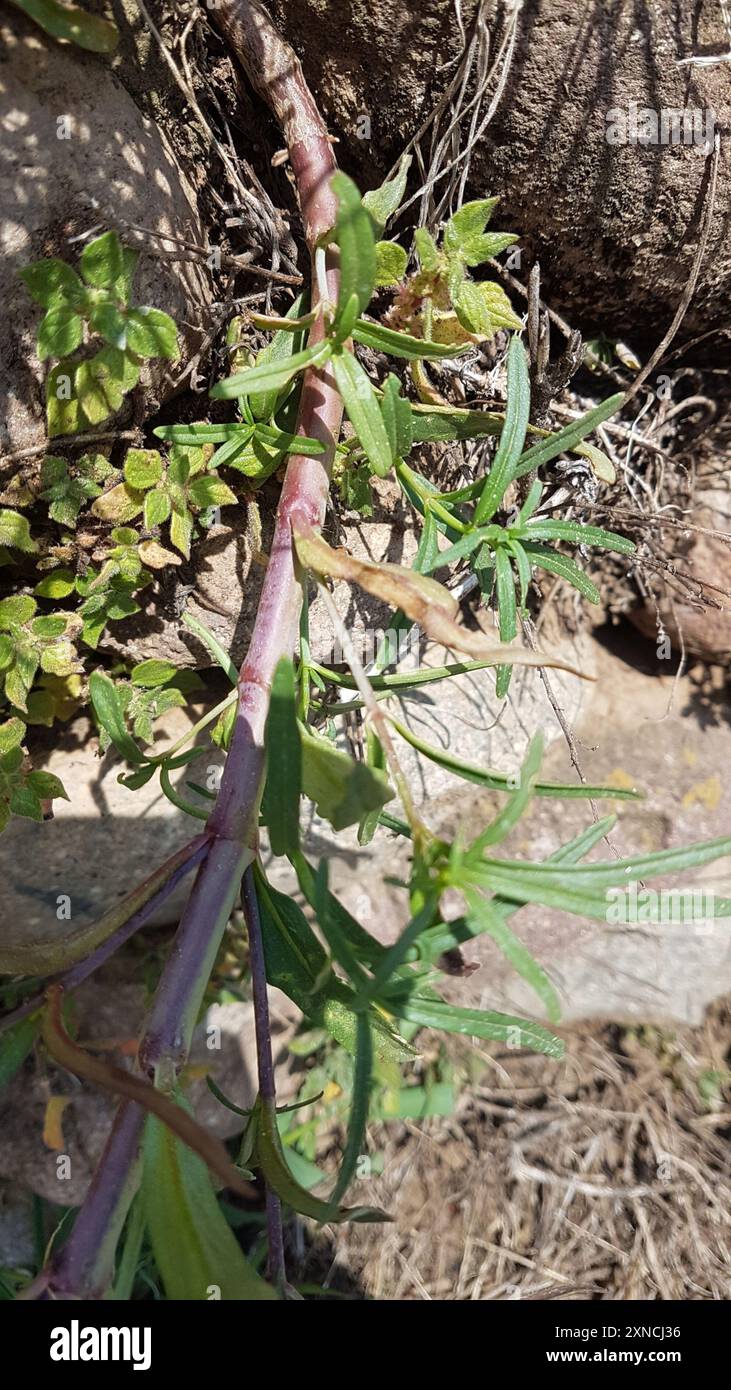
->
[124, 449, 163, 490]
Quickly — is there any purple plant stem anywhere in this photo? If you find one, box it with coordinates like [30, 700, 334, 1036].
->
[60, 837, 211, 993]
[40, 0, 342, 1297]
[0, 835, 210, 1036]
[26, 1101, 144, 1299]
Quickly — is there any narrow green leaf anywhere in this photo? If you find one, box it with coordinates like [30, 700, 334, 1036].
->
[292, 851, 386, 968]
[390, 995, 564, 1058]
[262, 657, 301, 856]
[363, 899, 439, 1002]
[494, 544, 517, 698]
[331, 172, 377, 321]
[509, 537, 532, 609]
[521, 519, 635, 554]
[154, 422, 250, 445]
[256, 1097, 388, 1224]
[332, 349, 393, 477]
[514, 394, 625, 479]
[255, 867, 410, 1065]
[210, 342, 330, 400]
[88, 669, 144, 765]
[249, 292, 307, 420]
[143, 1110, 275, 1300]
[330, 1013, 373, 1205]
[388, 714, 640, 800]
[312, 861, 371, 992]
[256, 424, 326, 456]
[353, 318, 469, 361]
[463, 887, 561, 1023]
[0, 1014, 39, 1088]
[379, 372, 412, 463]
[517, 478, 544, 523]
[521, 543, 601, 603]
[11, 0, 118, 52]
[414, 227, 440, 270]
[474, 336, 531, 524]
[469, 734, 544, 855]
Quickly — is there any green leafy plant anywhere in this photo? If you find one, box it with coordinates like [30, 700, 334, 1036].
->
[91, 444, 237, 559]
[0, 596, 81, 713]
[38, 452, 115, 528]
[96, 660, 202, 753]
[0, 717, 67, 831]
[3, 7, 730, 1306]
[21, 230, 178, 437]
[0, 509, 37, 558]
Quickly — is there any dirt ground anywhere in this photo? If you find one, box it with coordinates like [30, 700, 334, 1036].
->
[295, 1005, 731, 1300]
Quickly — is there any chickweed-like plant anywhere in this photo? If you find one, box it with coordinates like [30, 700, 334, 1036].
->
[1, 4, 730, 1302]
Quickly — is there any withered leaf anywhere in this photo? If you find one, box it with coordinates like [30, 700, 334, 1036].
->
[293, 527, 592, 680]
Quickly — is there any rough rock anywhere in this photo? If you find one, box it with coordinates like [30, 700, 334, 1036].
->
[99, 476, 424, 668]
[630, 486, 731, 665]
[0, 14, 212, 454]
[1, 705, 216, 938]
[273, 0, 731, 348]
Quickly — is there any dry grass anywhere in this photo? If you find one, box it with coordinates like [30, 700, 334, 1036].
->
[293, 1004, 731, 1300]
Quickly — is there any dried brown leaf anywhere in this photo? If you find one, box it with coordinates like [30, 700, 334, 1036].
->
[294, 527, 592, 680]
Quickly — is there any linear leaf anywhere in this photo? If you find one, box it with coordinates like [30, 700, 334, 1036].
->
[521, 543, 601, 603]
[313, 861, 371, 992]
[249, 293, 307, 419]
[329, 1013, 373, 1205]
[89, 669, 144, 765]
[469, 734, 544, 854]
[254, 867, 411, 1064]
[262, 657, 301, 856]
[423, 527, 492, 572]
[388, 715, 640, 801]
[463, 887, 561, 1023]
[390, 996, 564, 1058]
[291, 851, 386, 967]
[514, 393, 625, 478]
[332, 349, 393, 477]
[353, 318, 469, 361]
[331, 172, 377, 321]
[474, 336, 531, 524]
[521, 519, 635, 554]
[143, 1109, 275, 1300]
[255, 1097, 389, 1223]
[210, 342, 330, 400]
[410, 404, 504, 442]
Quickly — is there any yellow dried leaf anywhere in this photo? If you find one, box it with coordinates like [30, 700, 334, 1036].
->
[43, 1095, 70, 1152]
[294, 526, 592, 680]
[91, 482, 144, 523]
[138, 539, 182, 569]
